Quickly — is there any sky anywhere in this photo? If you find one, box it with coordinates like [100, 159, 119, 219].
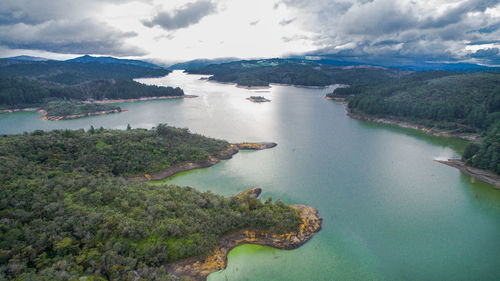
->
[1, 0, 500, 65]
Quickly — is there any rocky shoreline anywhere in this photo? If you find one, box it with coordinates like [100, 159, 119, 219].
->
[0, 107, 39, 114]
[39, 108, 125, 121]
[83, 95, 197, 104]
[328, 97, 500, 188]
[327, 97, 480, 142]
[166, 187, 322, 281]
[134, 142, 277, 181]
[435, 159, 500, 189]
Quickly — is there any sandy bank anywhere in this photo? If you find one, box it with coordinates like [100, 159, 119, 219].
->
[436, 159, 500, 188]
[167, 188, 322, 281]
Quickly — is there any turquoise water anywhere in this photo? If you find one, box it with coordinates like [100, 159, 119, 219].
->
[2, 71, 499, 280]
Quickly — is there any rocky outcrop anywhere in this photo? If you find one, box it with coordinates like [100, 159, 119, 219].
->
[436, 159, 500, 189]
[132, 143, 278, 181]
[166, 189, 322, 281]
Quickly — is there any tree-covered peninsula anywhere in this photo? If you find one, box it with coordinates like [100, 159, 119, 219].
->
[187, 58, 407, 87]
[328, 71, 500, 175]
[0, 125, 303, 280]
[0, 77, 184, 111]
[0, 57, 184, 116]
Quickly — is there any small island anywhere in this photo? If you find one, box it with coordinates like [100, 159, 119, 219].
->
[247, 96, 271, 103]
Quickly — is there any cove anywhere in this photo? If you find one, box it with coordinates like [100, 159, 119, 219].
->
[2, 71, 500, 280]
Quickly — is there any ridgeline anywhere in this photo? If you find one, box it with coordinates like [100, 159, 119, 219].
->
[187, 58, 407, 87]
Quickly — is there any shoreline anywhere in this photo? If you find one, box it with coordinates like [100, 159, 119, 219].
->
[83, 95, 197, 104]
[435, 159, 500, 189]
[203, 77, 341, 90]
[0, 107, 39, 114]
[167, 188, 322, 281]
[0, 95, 197, 116]
[39, 108, 125, 121]
[133, 142, 277, 181]
[327, 97, 480, 142]
[328, 97, 500, 188]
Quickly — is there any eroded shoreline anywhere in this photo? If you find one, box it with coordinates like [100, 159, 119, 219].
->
[327, 97, 480, 142]
[166, 188, 322, 281]
[134, 142, 277, 181]
[436, 159, 500, 189]
[327, 97, 500, 188]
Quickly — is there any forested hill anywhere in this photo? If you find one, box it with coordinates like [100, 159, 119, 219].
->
[66, 55, 162, 69]
[0, 77, 184, 109]
[329, 71, 500, 174]
[0, 125, 301, 280]
[0, 56, 181, 109]
[0, 59, 170, 85]
[187, 58, 407, 87]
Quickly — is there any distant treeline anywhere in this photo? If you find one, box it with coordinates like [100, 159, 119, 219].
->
[0, 60, 170, 85]
[0, 78, 184, 109]
[329, 71, 500, 174]
[0, 125, 301, 280]
[42, 100, 121, 117]
[188, 59, 406, 87]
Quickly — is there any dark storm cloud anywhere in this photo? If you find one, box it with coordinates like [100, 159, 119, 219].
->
[420, 0, 498, 29]
[0, 0, 146, 56]
[143, 1, 216, 30]
[469, 48, 500, 64]
[0, 20, 144, 56]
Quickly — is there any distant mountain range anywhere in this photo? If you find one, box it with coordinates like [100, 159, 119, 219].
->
[6, 55, 51, 62]
[2, 55, 163, 69]
[66, 55, 162, 69]
[167, 57, 239, 70]
[0, 55, 170, 85]
[2, 54, 497, 74]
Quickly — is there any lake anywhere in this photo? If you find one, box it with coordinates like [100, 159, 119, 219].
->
[1, 70, 499, 280]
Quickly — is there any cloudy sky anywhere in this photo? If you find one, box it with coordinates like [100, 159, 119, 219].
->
[1, 0, 500, 65]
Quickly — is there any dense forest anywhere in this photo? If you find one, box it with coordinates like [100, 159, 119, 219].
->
[0, 125, 301, 280]
[462, 121, 500, 174]
[42, 101, 121, 117]
[328, 71, 500, 174]
[0, 77, 184, 109]
[0, 59, 170, 85]
[188, 59, 407, 87]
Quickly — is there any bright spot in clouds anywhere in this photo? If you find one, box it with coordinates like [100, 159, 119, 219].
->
[1, 0, 500, 65]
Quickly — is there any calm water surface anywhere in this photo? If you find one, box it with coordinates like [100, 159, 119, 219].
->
[1, 71, 499, 280]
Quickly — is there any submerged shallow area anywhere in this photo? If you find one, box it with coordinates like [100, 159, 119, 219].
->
[2, 71, 500, 280]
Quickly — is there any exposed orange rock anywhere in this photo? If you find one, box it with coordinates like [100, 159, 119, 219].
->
[166, 188, 322, 281]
